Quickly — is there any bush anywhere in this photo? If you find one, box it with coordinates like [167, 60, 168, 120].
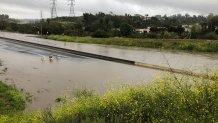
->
[111, 30, 121, 37]
[0, 81, 25, 114]
[147, 33, 161, 39]
[64, 29, 73, 36]
[17, 24, 35, 34]
[91, 29, 110, 38]
[162, 32, 179, 39]
[202, 32, 218, 40]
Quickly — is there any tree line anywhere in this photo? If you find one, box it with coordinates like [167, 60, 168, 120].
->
[1, 13, 218, 39]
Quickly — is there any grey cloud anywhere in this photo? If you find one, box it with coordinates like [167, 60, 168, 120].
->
[113, 0, 218, 14]
[0, 0, 217, 19]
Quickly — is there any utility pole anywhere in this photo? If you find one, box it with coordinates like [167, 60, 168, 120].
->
[145, 14, 149, 28]
[68, 0, 75, 17]
[40, 10, 43, 37]
[51, 0, 57, 18]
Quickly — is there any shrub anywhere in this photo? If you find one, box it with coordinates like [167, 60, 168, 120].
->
[64, 29, 73, 36]
[111, 29, 121, 37]
[202, 32, 218, 40]
[147, 33, 161, 39]
[162, 32, 179, 39]
[0, 81, 25, 114]
[91, 29, 110, 38]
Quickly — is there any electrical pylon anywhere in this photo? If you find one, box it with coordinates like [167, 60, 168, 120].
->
[68, 0, 75, 17]
[51, 0, 57, 18]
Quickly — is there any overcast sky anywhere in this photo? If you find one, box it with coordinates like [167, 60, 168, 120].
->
[0, 0, 217, 19]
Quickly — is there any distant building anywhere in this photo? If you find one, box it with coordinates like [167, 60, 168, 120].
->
[156, 27, 167, 30]
[182, 23, 202, 32]
[182, 25, 193, 32]
[135, 27, 151, 34]
[215, 27, 218, 32]
[112, 28, 120, 31]
[143, 16, 151, 21]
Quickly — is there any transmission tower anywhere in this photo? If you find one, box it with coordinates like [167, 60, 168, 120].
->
[51, 0, 57, 18]
[68, 0, 75, 17]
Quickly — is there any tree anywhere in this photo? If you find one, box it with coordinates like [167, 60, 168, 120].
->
[209, 16, 218, 33]
[0, 14, 9, 20]
[210, 16, 218, 26]
[120, 23, 133, 36]
[207, 13, 214, 20]
[48, 21, 64, 34]
[83, 13, 97, 32]
[17, 24, 34, 34]
[168, 26, 185, 35]
[190, 24, 202, 39]
[0, 20, 8, 30]
[94, 17, 113, 32]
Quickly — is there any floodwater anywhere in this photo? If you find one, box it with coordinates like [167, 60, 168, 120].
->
[0, 39, 162, 111]
[0, 32, 218, 111]
[0, 31, 218, 72]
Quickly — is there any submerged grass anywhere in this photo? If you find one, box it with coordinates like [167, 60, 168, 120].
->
[0, 81, 25, 115]
[44, 35, 218, 52]
[1, 72, 217, 123]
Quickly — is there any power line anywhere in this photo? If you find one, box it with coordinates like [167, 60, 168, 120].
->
[51, 0, 57, 18]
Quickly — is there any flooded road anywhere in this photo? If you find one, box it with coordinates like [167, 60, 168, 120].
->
[0, 38, 162, 111]
[0, 32, 218, 72]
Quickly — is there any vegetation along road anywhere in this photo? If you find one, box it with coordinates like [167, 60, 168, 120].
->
[45, 35, 218, 52]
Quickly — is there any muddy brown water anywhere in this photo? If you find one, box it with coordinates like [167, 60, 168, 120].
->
[0, 32, 218, 73]
[0, 39, 162, 111]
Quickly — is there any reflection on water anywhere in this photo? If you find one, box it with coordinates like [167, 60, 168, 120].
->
[0, 40, 161, 111]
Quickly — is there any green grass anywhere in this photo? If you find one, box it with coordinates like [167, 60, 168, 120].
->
[1, 71, 217, 123]
[44, 35, 218, 52]
[0, 81, 25, 115]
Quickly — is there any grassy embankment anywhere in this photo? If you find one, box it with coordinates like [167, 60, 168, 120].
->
[44, 35, 218, 52]
[0, 81, 25, 115]
[0, 71, 217, 123]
